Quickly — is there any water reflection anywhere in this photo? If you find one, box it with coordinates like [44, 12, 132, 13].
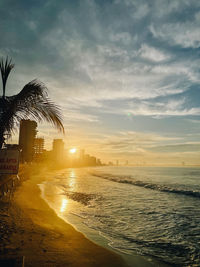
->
[60, 198, 68, 213]
[68, 169, 76, 190]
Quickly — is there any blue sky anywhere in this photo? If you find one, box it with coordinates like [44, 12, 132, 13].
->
[1, 0, 200, 165]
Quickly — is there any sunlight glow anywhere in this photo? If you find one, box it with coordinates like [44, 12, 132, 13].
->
[69, 169, 76, 190]
[69, 148, 77, 154]
[60, 198, 68, 213]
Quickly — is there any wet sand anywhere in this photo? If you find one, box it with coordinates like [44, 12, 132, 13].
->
[0, 166, 126, 266]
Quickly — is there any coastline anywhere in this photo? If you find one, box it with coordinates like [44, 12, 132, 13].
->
[38, 167, 171, 267]
[0, 165, 126, 266]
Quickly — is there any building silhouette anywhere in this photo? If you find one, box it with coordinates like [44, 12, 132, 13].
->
[79, 149, 85, 161]
[19, 120, 37, 162]
[96, 158, 102, 166]
[79, 152, 99, 166]
[34, 138, 44, 161]
[52, 139, 64, 163]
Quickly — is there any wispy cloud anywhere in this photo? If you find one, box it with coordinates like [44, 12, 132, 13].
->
[127, 98, 200, 117]
[150, 11, 200, 48]
[148, 143, 200, 153]
[100, 131, 181, 152]
[139, 44, 170, 62]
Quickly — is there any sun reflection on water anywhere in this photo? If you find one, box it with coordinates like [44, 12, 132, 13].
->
[60, 198, 68, 213]
[69, 169, 76, 190]
[70, 169, 76, 178]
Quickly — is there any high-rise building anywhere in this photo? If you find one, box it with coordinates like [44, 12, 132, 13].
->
[52, 139, 64, 163]
[34, 138, 44, 160]
[96, 159, 102, 166]
[34, 138, 44, 154]
[79, 149, 85, 161]
[19, 120, 37, 162]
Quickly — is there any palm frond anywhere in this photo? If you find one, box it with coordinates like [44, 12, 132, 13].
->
[0, 79, 64, 135]
[0, 57, 14, 98]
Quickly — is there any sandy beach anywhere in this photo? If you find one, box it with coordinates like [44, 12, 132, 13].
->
[0, 165, 126, 267]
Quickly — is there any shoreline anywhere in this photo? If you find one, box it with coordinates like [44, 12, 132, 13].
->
[38, 167, 170, 267]
[0, 165, 127, 266]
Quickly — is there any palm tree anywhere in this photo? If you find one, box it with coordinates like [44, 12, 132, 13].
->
[0, 57, 64, 148]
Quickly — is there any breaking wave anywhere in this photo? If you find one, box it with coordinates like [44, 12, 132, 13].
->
[90, 172, 200, 199]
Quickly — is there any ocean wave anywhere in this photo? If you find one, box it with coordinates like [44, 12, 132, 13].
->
[90, 172, 200, 199]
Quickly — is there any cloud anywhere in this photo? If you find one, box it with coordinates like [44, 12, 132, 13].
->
[139, 44, 169, 62]
[150, 11, 200, 48]
[101, 131, 180, 152]
[110, 32, 132, 45]
[1, 0, 199, 112]
[63, 110, 99, 123]
[148, 143, 200, 153]
[185, 119, 200, 124]
[127, 98, 200, 117]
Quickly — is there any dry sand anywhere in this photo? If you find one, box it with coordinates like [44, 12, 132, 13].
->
[0, 165, 127, 266]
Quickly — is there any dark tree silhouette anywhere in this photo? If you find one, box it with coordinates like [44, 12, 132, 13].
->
[0, 57, 64, 148]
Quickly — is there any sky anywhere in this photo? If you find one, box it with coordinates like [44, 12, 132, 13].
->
[0, 0, 200, 165]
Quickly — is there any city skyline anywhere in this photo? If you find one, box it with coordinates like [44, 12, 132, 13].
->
[1, 0, 200, 165]
[9, 123, 200, 166]
[14, 119, 103, 167]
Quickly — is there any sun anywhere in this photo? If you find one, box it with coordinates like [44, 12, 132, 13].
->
[69, 148, 77, 154]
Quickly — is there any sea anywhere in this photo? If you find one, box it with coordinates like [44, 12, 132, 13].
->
[39, 166, 200, 266]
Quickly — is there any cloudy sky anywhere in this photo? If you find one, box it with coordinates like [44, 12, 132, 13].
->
[1, 0, 200, 165]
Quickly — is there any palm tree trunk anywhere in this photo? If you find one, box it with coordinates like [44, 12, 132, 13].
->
[2, 83, 6, 99]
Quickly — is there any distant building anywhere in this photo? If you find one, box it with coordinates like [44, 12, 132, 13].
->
[96, 159, 102, 166]
[52, 139, 64, 163]
[81, 154, 96, 166]
[34, 138, 44, 161]
[79, 149, 85, 161]
[34, 138, 44, 154]
[90, 156, 97, 166]
[19, 120, 37, 162]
